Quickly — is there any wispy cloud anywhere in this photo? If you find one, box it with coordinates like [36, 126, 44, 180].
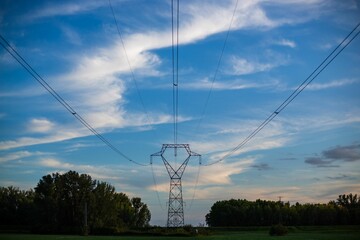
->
[306, 79, 358, 90]
[323, 144, 360, 162]
[327, 174, 357, 180]
[60, 25, 82, 46]
[0, 151, 48, 163]
[149, 156, 255, 194]
[22, 1, 105, 21]
[27, 118, 55, 133]
[189, 110, 360, 166]
[188, 120, 291, 164]
[252, 163, 271, 170]
[305, 157, 338, 168]
[0, 112, 178, 150]
[0, 51, 16, 65]
[273, 38, 297, 48]
[0, 128, 88, 150]
[25, 0, 287, 149]
[180, 78, 280, 91]
[305, 143, 360, 167]
[40, 158, 73, 168]
[229, 50, 288, 75]
[230, 57, 276, 75]
[5, 0, 329, 151]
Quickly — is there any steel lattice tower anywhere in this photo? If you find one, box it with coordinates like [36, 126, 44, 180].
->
[151, 144, 201, 227]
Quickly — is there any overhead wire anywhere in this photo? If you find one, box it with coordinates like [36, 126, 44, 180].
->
[176, 0, 179, 145]
[108, 0, 159, 139]
[0, 33, 148, 166]
[150, 162, 165, 211]
[172, 0, 180, 145]
[147, 0, 182, 212]
[195, 0, 239, 132]
[203, 21, 360, 166]
[185, 0, 239, 208]
[186, 160, 201, 211]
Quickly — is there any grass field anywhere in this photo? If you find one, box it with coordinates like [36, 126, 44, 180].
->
[1, 226, 359, 240]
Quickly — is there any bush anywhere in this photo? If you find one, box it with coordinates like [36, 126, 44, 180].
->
[269, 224, 288, 236]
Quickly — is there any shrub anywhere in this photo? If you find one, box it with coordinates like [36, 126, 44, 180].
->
[269, 224, 288, 236]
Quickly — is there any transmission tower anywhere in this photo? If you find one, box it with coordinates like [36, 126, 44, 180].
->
[151, 144, 201, 227]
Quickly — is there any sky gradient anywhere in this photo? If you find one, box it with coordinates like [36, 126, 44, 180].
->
[1, 0, 360, 226]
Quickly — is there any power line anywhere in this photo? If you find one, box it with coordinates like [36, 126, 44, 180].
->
[0, 34, 148, 166]
[172, 0, 180, 145]
[150, 162, 165, 211]
[185, 0, 239, 211]
[195, 0, 239, 132]
[108, 0, 159, 138]
[186, 161, 202, 211]
[108, 1, 169, 210]
[203, 21, 360, 166]
[176, 0, 179, 145]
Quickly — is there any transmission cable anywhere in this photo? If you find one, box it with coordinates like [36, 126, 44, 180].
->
[150, 162, 165, 211]
[186, 0, 239, 206]
[186, 160, 202, 211]
[108, 0, 158, 139]
[203, 21, 360, 166]
[0, 33, 149, 166]
[195, 0, 239, 132]
[172, 0, 180, 145]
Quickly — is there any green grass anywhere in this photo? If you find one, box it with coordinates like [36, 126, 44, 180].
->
[1, 226, 359, 240]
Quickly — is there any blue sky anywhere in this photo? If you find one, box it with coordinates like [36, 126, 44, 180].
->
[0, 0, 360, 226]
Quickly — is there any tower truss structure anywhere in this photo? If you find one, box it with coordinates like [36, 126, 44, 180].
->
[151, 144, 201, 227]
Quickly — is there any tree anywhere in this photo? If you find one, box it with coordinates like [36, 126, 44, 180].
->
[205, 194, 360, 227]
[131, 197, 151, 228]
[32, 170, 151, 233]
[0, 186, 34, 225]
[90, 181, 118, 229]
[34, 171, 96, 233]
[337, 193, 360, 224]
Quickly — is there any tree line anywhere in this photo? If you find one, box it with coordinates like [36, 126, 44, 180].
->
[0, 170, 150, 234]
[206, 194, 360, 227]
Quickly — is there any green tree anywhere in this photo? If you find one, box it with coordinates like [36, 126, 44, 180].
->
[90, 181, 118, 229]
[131, 197, 151, 227]
[205, 194, 360, 227]
[34, 171, 95, 233]
[33, 170, 151, 233]
[0, 186, 34, 225]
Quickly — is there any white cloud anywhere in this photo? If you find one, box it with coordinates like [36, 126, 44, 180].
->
[187, 109, 360, 165]
[306, 78, 358, 90]
[0, 86, 45, 98]
[1, 0, 338, 150]
[0, 111, 180, 150]
[229, 51, 288, 75]
[274, 38, 297, 48]
[41, 0, 277, 143]
[0, 128, 88, 150]
[40, 158, 73, 168]
[23, 1, 105, 21]
[0, 51, 16, 65]
[0, 150, 47, 163]
[230, 57, 276, 75]
[148, 156, 255, 194]
[60, 25, 82, 46]
[27, 118, 55, 133]
[181, 77, 280, 91]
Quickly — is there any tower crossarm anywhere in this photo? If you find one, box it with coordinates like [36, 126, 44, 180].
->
[175, 155, 191, 178]
[161, 156, 178, 178]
